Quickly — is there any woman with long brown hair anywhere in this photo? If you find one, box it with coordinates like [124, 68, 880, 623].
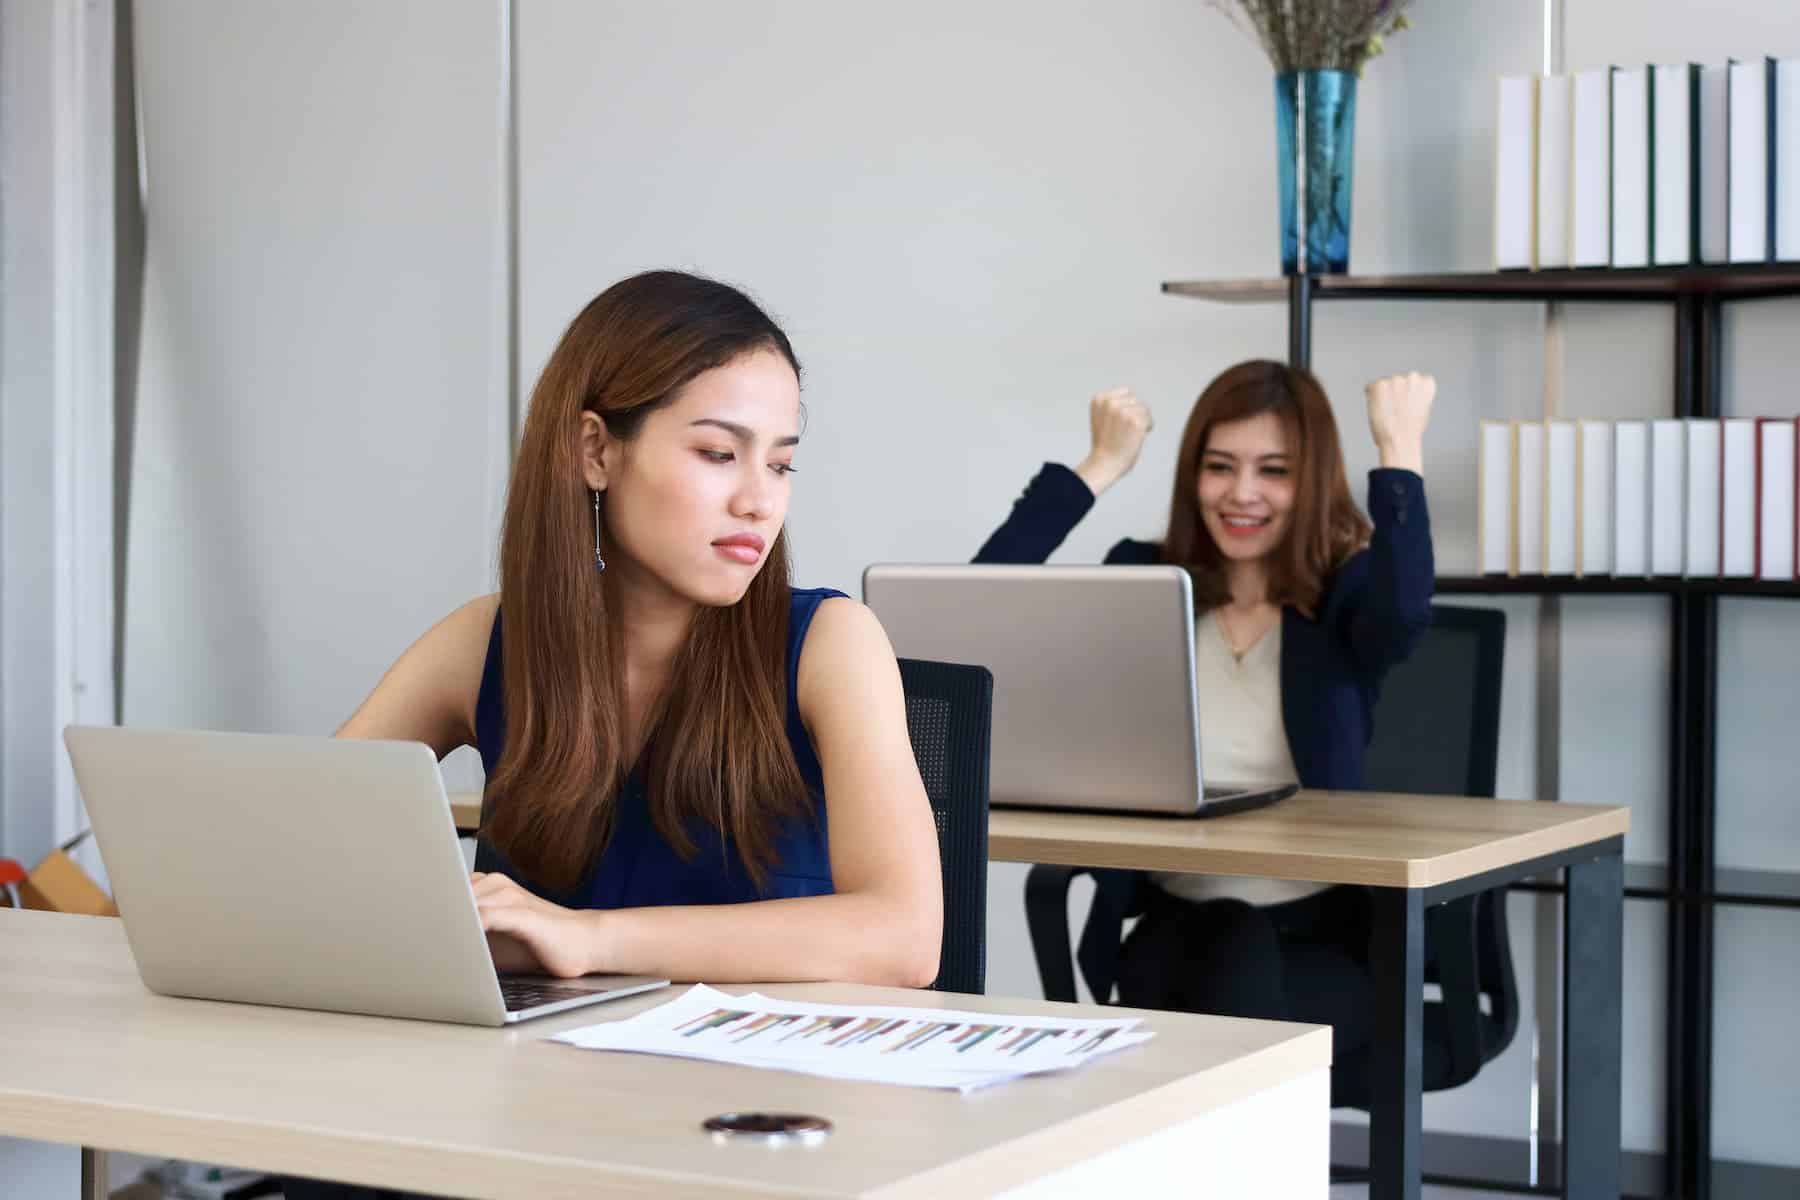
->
[335, 270, 943, 989]
[976, 360, 1435, 1104]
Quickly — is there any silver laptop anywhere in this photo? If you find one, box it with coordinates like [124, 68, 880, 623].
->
[863, 564, 1298, 817]
[62, 726, 668, 1025]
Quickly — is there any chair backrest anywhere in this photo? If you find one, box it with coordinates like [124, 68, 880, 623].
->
[1362, 604, 1505, 799]
[1362, 604, 1517, 1079]
[897, 658, 993, 995]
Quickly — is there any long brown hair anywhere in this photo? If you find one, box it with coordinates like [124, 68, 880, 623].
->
[484, 271, 810, 895]
[1161, 360, 1369, 618]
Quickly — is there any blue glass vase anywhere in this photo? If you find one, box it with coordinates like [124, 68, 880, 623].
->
[1274, 69, 1358, 275]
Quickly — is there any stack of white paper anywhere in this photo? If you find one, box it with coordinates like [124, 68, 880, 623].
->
[552, 984, 1155, 1093]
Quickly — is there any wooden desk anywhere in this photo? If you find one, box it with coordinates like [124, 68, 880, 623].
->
[452, 789, 1628, 1198]
[0, 909, 1330, 1198]
[990, 791, 1630, 1200]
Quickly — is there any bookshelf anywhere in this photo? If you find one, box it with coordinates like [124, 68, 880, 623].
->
[1165, 265, 1800, 1200]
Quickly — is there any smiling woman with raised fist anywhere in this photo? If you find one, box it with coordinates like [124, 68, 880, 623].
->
[975, 361, 1436, 1100]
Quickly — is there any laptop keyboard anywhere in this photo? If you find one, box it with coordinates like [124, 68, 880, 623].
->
[500, 979, 603, 1012]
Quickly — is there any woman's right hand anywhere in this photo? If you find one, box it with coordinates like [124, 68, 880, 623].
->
[1073, 387, 1152, 496]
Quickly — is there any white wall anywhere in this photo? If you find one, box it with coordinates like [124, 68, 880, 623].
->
[123, 0, 507, 802]
[1, 0, 65, 867]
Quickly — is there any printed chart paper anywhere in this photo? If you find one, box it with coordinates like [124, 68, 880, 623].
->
[551, 985, 1154, 1092]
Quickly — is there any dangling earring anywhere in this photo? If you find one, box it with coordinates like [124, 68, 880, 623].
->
[591, 490, 606, 572]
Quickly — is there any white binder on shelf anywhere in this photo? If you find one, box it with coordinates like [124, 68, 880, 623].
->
[1516, 421, 1546, 575]
[1478, 420, 1514, 574]
[1614, 420, 1651, 577]
[1777, 58, 1800, 261]
[1652, 64, 1698, 265]
[1546, 420, 1578, 575]
[1729, 57, 1775, 263]
[1684, 418, 1721, 576]
[1611, 66, 1652, 268]
[1496, 76, 1537, 270]
[1650, 420, 1687, 576]
[1757, 418, 1797, 581]
[1570, 70, 1611, 268]
[1721, 418, 1757, 578]
[1578, 420, 1614, 577]
[1536, 74, 1573, 270]
[1700, 63, 1731, 264]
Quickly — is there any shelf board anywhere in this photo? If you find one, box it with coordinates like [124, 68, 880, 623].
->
[1434, 575, 1800, 599]
[1507, 864, 1800, 910]
[1162, 263, 1800, 305]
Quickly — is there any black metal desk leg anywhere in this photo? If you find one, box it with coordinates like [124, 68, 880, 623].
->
[1370, 886, 1425, 1200]
[81, 1147, 107, 1200]
[1563, 851, 1624, 1199]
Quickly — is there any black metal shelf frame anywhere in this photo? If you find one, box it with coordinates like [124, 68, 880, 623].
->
[1164, 264, 1800, 1200]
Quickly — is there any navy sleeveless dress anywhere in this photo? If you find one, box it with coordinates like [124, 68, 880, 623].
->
[470, 587, 846, 908]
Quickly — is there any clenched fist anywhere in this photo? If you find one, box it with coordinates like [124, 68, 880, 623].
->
[1365, 371, 1434, 475]
[1074, 387, 1153, 496]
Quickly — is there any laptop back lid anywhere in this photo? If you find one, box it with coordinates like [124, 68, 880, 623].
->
[863, 564, 1205, 814]
[63, 726, 509, 1025]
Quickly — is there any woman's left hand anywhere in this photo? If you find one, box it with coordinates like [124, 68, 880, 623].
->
[1365, 371, 1434, 474]
[471, 871, 599, 978]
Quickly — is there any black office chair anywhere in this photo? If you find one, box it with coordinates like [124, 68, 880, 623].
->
[1022, 604, 1513, 1105]
[897, 657, 994, 995]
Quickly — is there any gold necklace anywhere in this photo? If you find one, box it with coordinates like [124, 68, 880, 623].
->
[1213, 607, 1248, 661]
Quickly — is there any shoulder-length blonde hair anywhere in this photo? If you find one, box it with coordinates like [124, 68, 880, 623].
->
[1161, 360, 1369, 618]
[484, 271, 810, 896]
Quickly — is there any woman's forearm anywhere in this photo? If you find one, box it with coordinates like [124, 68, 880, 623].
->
[1376, 437, 1424, 476]
[971, 463, 1096, 564]
[579, 890, 941, 987]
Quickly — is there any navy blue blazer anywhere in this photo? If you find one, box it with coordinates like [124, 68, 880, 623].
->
[974, 463, 1435, 791]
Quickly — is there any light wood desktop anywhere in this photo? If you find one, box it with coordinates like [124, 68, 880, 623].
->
[986, 789, 1629, 886]
[1, 909, 1331, 1199]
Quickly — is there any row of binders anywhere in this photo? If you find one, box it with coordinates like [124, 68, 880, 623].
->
[1477, 417, 1798, 579]
[1496, 58, 1800, 270]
